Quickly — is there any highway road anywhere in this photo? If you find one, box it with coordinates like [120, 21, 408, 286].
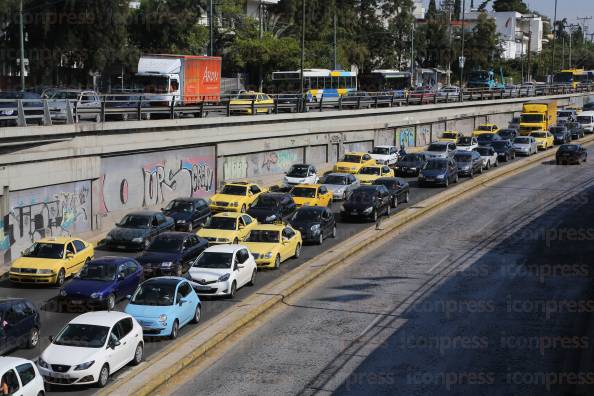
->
[0, 154, 527, 395]
[164, 149, 594, 396]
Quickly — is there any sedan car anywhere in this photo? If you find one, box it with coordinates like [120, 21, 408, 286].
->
[229, 91, 273, 114]
[283, 164, 319, 186]
[512, 136, 538, 156]
[425, 142, 457, 159]
[0, 357, 45, 396]
[197, 212, 257, 245]
[568, 123, 585, 140]
[333, 152, 377, 174]
[418, 158, 459, 187]
[341, 185, 392, 222]
[321, 173, 360, 201]
[372, 177, 410, 207]
[556, 144, 588, 165]
[394, 153, 428, 177]
[454, 151, 483, 178]
[497, 128, 518, 141]
[289, 206, 336, 245]
[209, 182, 265, 214]
[472, 123, 499, 136]
[438, 130, 461, 144]
[9, 237, 94, 287]
[355, 165, 395, 184]
[290, 184, 332, 207]
[476, 133, 502, 147]
[247, 192, 297, 224]
[162, 197, 211, 232]
[136, 232, 208, 277]
[0, 299, 40, 354]
[188, 245, 257, 297]
[490, 140, 516, 162]
[550, 126, 571, 145]
[125, 277, 201, 339]
[38, 311, 143, 388]
[243, 224, 303, 268]
[456, 136, 479, 152]
[474, 146, 499, 169]
[104, 211, 174, 251]
[529, 131, 554, 150]
[59, 257, 143, 311]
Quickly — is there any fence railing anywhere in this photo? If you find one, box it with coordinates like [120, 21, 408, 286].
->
[0, 84, 592, 128]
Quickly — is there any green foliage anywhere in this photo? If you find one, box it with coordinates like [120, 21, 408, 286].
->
[492, 0, 529, 14]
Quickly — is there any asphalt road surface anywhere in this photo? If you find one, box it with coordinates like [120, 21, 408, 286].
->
[166, 150, 594, 396]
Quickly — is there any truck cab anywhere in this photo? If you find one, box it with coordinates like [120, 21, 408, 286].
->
[519, 100, 557, 136]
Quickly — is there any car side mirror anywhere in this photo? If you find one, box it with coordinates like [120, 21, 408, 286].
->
[108, 339, 120, 349]
[126, 294, 132, 300]
[66, 252, 74, 259]
[48, 335, 54, 343]
[179, 298, 187, 306]
[238, 224, 245, 230]
[118, 273, 125, 281]
[282, 237, 290, 244]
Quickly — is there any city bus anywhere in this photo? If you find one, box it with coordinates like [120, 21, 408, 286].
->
[359, 69, 411, 97]
[271, 69, 357, 101]
[553, 69, 588, 89]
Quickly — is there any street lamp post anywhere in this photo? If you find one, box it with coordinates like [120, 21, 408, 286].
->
[459, 0, 465, 91]
[19, 0, 25, 91]
[300, 0, 305, 107]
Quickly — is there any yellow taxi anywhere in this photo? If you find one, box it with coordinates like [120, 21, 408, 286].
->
[438, 130, 461, 143]
[9, 237, 94, 286]
[472, 123, 500, 137]
[290, 184, 333, 207]
[529, 130, 554, 150]
[243, 223, 302, 269]
[333, 152, 377, 174]
[355, 165, 395, 184]
[209, 182, 266, 213]
[197, 212, 258, 245]
[229, 91, 274, 114]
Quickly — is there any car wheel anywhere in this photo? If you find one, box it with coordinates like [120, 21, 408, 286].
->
[470, 170, 474, 178]
[248, 270, 256, 286]
[274, 255, 281, 269]
[386, 205, 391, 216]
[175, 265, 182, 277]
[294, 243, 301, 258]
[27, 327, 39, 348]
[444, 177, 449, 188]
[392, 196, 397, 208]
[241, 204, 246, 213]
[494, 159, 499, 167]
[170, 320, 179, 339]
[143, 239, 150, 249]
[372, 210, 378, 222]
[191, 304, 202, 324]
[229, 281, 237, 298]
[106, 293, 116, 311]
[132, 343, 143, 365]
[55, 268, 66, 287]
[404, 191, 410, 203]
[97, 364, 109, 388]
[479, 165, 484, 174]
[331, 225, 337, 238]
[317, 233, 324, 245]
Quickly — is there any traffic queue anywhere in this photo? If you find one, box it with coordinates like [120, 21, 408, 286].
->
[2, 105, 591, 392]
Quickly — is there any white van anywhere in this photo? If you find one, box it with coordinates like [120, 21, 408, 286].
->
[577, 111, 594, 133]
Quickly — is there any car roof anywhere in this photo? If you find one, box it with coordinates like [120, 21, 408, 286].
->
[324, 172, 351, 177]
[126, 211, 160, 217]
[154, 231, 193, 240]
[88, 256, 131, 266]
[224, 182, 250, 187]
[170, 197, 204, 203]
[293, 184, 320, 189]
[0, 357, 35, 368]
[204, 244, 243, 253]
[344, 151, 367, 156]
[374, 177, 400, 182]
[252, 223, 286, 231]
[259, 192, 290, 199]
[70, 311, 131, 327]
[37, 236, 77, 244]
[354, 185, 382, 191]
[213, 212, 243, 219]
[429, 141, 449, 146]
[297, 205, 325, 213]
[143, 276, 186, 286]
[361, 164, 383, 168]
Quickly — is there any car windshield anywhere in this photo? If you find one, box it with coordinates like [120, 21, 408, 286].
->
[164, 200, 192, 212]
[50, 91, 80, 100]
[577, 116, 593, 123]
[558, 111, 573, 117]
[342, 155, 362, 163]
[476, 148, 491, 156]
[454, 154, 472, 162]
[458, 137, 473, 146]
[550, 127, 565, 133]
[287, 165, 310, 178]
[147, 237, 183, 252]
[291, 187, 316, 198]
[427, 144, 447, 152]
[204, 217, 236, 230]
[193, 251, 233, 269]
[373, 180, 398, 189]
[324, 175, 348, 185]
[442, 133, 458, 139]
[371, 147, 390, 155]
[477, 125, 492, 131]
[349, 191, 376, 203]
[521, 114, 544, 123]
[514, 137, 530, 144]
[498, 130, 514, 137]
[491, 141, 507, 149]
[246, 230, 280, 243]
[21, 242, 64, 259]
[559, 145, 579, 151]
[424, 160, 447, 170]
[477, 134, 495, 142]
[118, 215, 150, 228]
[77, 263, 116, 281]
[531, 132, 547, 138]
[359, 167, 381, 175]
[291, 209, 322, 221]
[53, 324, 109, 348]
[221, 185, 247, 195]
[130, 282, 176, 306]
[400, 154, 421, 162]
[252, 196, 280, 209]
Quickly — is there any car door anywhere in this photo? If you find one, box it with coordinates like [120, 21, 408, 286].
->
[280, 227, 296, 260]
[238, 216, 250, 241]
[0, 368, 21, 396]
[3, 302, 29, 350]
[106, 322, 128, 372]
[111, 319, 134, 370]
[156, 213, 171, 233]
[176, 282, 194, 324]
[64, 241, 79, 274]
[194, 199, 210, 227]
[234, 249, 251, 287]
[123, 261, 142, 297]
[322, 209, 334, 236]
[72, 239, 89, 272]
[318, 185, 331, 206]
[15, 362, 40, 396]
[282, 198, 296, 221]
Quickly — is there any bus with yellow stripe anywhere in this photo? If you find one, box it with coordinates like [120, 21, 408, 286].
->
[553, 69, 588, 89]
[271, 69, 357, 102]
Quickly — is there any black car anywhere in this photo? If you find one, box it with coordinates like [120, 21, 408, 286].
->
[497, 128, 518, 141]
[550, 126, 571, 144]
[394, 153, 428, 177]
[341, 185, 392, 222]
[289, 206, 336, 245]
[372, 177, 410, 207]
[476, 133, 502, 146]
[508, 117, 521, 130]
[247, 192, 297, 223]
[105, 211, 175, 250]
[567, 122, 585, 140]
[490, 140, 516, 162]
[418, 158, 459, 187]
[556, 144, 587, 165]
[584, 102, 594, 112]
[162, 197, 211, 232]
[136, 232, 208, 277]
[0, 298, 40, 354]
[454, 151, 483, 177]
[0, 91, 44, 126]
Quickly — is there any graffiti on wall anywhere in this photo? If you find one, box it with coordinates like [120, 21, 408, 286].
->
[98, 147, 216, 215]
[223, 155, 248, 181]
[246, 148, 303, 178]
[343, 141, 373, 154]
[396, 127, 415, 148]
[416, 125, 432, 146]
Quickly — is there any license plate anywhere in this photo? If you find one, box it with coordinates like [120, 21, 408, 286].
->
[70, 300, 83, 304]
[51, 372, 68, 379]
[425, 178, 434, 182]
[117, 245, 126, 249]
[195, 285, 211, 290]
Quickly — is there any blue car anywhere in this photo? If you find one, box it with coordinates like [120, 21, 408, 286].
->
[125, 277, 201, 339]
[59, 257, 144, 311]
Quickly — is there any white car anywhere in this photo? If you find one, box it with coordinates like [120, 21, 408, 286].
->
[369, 145, 399, 166]
[512, 136, 538, 156]
[456, 136, 479, 151]
[284, 164, 319, 186]
[47, 89, 101, 122]
[577, 111, 594, 133]
[0, 357, 45, 396]
[188, 245, 257, 297]
[37, 311, 143, 388]
[474, 146, 498, 169]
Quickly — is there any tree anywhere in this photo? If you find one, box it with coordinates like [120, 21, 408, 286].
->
[492, 0, 529, 14]
[426, 0, 438, 20]
[454, 0, 462, 19]
[465, 11, 500, 70]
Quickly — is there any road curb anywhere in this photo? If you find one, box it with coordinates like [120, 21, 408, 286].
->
[101, 134, 594, 396]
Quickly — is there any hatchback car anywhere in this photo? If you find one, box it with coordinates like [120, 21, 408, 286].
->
[425, 142, 457, 159]
[418, 158, 459, 187]
[512, 136, 538, 156]
[0, 357, 45, 396]
[474, 146, 499, 169]
[0, 298, 40, 354]
[136, 232, 208, 277]
[372, 177, 410, 207]
[162, 197, 211, 232]
[556, 144, 588, 165]
[490, 140, 516, 162]
[454, 151, 483, 178]
[247, 192, 297, 224]
[550, 126, 571, 144]
[341, 185, 392, 221]
[125, 277, 201, 339]
[321, 173, 360, 201]
[394, 153, 428, 177]
[105, 211, 175, 251]
[454, 137, 478, 152]
[284, 164, 319, 186]
[289, 206, 336, 245]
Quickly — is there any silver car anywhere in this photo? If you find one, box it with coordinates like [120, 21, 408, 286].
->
[425, 142, 457, 159]
[512, 136, 538, 156]
[321, 173, 360, 201]
[47, 89, 101, 122]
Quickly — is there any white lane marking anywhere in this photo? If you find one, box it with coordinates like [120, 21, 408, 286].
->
[426, 254, 450, 274]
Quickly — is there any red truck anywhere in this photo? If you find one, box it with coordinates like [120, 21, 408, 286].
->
[134, 54, 221, 105]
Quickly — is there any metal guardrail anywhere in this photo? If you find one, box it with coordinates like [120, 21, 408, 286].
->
[0, 84, 592, 127]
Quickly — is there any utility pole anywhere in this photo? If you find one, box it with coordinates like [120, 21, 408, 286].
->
[527, 29, 532, 82]
[551, 0, 557, 73]
[19, 0, 25, 91]
[333, 12, 337, 70]
[561, 35, 565, 69]
[569, 28, 573, 69]
[459, 0, 465, 88]
[258, 0, 263, 91]
[300, 0, 305, 95]
[209, 0, 214, 56]
[577, 16, 592, 44]
[410, 23, 415, 88]
[447, 4, 452, 86]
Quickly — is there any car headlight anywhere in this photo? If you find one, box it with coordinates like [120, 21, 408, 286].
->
[218, 273, 230, 282]
[59, 289, 67, 297]
[363, 207, 373, 214]
[263, 252, 274, 259]
[410, 167, 417, 171]
[161, 262, 173, 268]
[310, 224, 321, 232]
[90, 292, 102, 299]
[10, 267, 20, 273]
[436, 174, 445, 179]
[351, 167, 357, 170]
[38, 358, 49, 369]
[74, 361, 95, 371]
[132, 237, 144, 243]
[37, 269, 53, 274]
[217, 238, 229, 243]
[159, 314, 167, 325]
[340, 204, 346, 211]
[177, 219, 186, 224]
[231, 202, 239, 207]
[265, 215, 277, 222]
[105, 235, 113, 240]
